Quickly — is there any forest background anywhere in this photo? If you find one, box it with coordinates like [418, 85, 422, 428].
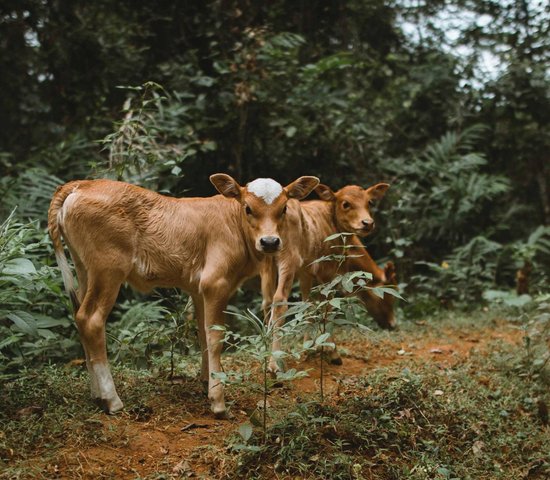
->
[0, 0, 549, 376]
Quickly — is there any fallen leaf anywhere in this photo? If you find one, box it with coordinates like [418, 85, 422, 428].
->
[173, 460, 195, 476]
[433, 390, 444, 396]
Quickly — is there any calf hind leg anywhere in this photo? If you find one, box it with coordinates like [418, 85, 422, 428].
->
[75, 272, 123, 414]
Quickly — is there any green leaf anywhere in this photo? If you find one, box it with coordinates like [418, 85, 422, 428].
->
[276, 368, 308, 381]
[329, 298, 342, 309]
[370, 287, 385, 299]
[2, 258, 36, 276]
[35, 316, 71, 329]
[0, 334, 22, 350]
[7, 311, 38, 336]
[324, 233, 344, 242]
[371, 286, 404, 300]
[503, 294, 532, 307]
[238, 421, 253, 442]
[285, 126, 297, 138]
[341, 276, 357, 293]
[38, 328, 58, 339]
[315, 333, 331, 346]
[209, 325, 226, 331]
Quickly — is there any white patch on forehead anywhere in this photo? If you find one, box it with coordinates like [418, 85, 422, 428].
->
[247, 178, 283, 204]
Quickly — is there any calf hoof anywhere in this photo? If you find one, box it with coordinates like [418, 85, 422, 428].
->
[329, 356, 343, 366]
[95, 396, 124, 415]
[271, 379, 284, 389]
[212, 407, 232, 420]
[267, 368, 284, 388]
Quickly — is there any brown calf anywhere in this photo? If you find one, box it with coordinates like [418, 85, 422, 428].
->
[48, 175, 319, 417]
[262, 182, 394, 371]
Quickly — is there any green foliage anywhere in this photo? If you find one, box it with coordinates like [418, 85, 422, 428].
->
[385, 125, 510, 252]
[98, 82, 217, 189]
[416, 235, 504, 305]
[511, 225, 550, 267]
[487, 295, 550, 384]
[0, 211, 77, 377]
[0, 0, 548, 415]
[409, 224, 550, 310]
[225, 354, 549, 479]
[0, 168, 64, 221]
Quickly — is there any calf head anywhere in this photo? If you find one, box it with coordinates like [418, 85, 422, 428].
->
[316, 183, 390, 237]
[211, 174, 319, 254]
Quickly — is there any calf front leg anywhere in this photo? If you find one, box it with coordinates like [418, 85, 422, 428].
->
[260, 258, 277, 322]
[267, 268, 295, 375]
[200, 280, 232, 419]
[192, 295, 209, 388]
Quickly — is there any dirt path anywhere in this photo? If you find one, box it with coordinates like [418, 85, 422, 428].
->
[41, 317, 523, 479]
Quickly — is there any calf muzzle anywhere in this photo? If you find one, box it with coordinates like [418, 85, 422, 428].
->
[259, 236, 281, 252]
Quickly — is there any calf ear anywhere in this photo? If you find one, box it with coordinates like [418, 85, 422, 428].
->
[315, 184, 335, 201]
[285, 176, 320, 200]
[366, 183, 390, 200]
[210, 174, 242, 199]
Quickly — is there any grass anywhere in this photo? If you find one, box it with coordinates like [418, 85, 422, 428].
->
[0, 309, 548, 479]
[222, 358, 549, 479]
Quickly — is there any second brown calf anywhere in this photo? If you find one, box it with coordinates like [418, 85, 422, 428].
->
[262, 182, 396, 372]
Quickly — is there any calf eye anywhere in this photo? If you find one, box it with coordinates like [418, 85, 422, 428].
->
[342, 201, 351, 210]
[369, 199, 376, 207]
[245, 205, 252, 215]
[282, 205, 288, 215]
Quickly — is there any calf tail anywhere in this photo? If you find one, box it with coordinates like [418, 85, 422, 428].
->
[48, 184, 80, 312]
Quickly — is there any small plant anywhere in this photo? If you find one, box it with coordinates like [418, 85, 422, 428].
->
[513, 295, 550, 384]
[213, 306, 310, 444]
[304, 232, 402, 400]
[415, 235, 504, 307]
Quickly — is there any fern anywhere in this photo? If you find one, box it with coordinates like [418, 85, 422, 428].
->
[388, 124, 510, 245]
[0, 168, 64, 222]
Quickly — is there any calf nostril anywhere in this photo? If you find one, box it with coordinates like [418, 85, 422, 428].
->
[260, 236, 280, 248]
[362, 219, 374, 227]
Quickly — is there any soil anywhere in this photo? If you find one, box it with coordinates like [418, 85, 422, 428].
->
[20, 317, 525, 479]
